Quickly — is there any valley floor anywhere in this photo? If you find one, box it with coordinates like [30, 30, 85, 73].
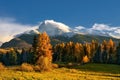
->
[0, 63, 120, 80]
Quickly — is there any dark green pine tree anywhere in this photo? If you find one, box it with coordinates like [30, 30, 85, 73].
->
[32, 35, 38, 52]
[7, 49, 17, 65]
[116, 43, 120, 64]
[32, 35, 38, 63]
[102, 50, 108, 63]
[21, 49, 28, 63]
[93, 45, 102, 63]
[108, 47, 114, 64]
[102, 40, 109, 63]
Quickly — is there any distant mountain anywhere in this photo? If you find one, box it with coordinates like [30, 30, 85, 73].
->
[1, 33, 120, 49]
[1, 20, 120, 44]
[15, 20, 72, 38]
[24, 20, 120, 39]
[13, 20, 120, 39]
[1, 20, 120, 48]
[1, 38, 32, 49]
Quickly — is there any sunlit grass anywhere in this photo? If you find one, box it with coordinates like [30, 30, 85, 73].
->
[0, 63, 120, 80]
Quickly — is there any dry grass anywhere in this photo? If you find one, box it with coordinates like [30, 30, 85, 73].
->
[0, 63, 6, 70]
[0, 63, 119, 80]
[52, 63, 59, 68]
[20, 63, 34, 72]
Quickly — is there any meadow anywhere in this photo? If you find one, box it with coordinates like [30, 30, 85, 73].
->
[0, 63, 120, 80]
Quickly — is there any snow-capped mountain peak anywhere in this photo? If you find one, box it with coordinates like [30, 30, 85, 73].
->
[23, 29, 40, 34]
[1, 19, 120, 43]
[38, 20, 71, 36]
[16, 20, 120, 39]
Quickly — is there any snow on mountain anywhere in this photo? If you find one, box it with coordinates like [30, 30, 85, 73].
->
[73, 26, 88, 34]
[18, 20, 120, 39]
[15, 20, 72, 38]
[23, 29, 40, 35]
[74, 23, 120, 39]
[1, 19, 120, 43]
[90, 23, 120, 38]
[38, 20, 71, 36]
[14, 26, 39, 38]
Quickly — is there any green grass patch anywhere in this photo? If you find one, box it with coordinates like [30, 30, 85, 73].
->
[70, 63, 120, 74]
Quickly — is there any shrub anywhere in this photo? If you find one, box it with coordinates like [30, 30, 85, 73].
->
[21, 63, 34, 72]
[33, 65, 41, 72]
[68, 62, 73, 66]
[83, 55, 89, 63]
[52, 63, 59, 68]
[69, 69, 78, 73]
[0, 63, 6, 70]
[37, 56, 52, 71]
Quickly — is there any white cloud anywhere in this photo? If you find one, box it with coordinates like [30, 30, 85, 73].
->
[74, 26, 85, 30]
[92, 23, 110, 30]
[75, 23, 120, 38]
[0, 17, 38, 42]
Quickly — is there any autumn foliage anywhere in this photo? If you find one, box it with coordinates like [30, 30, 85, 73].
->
[34, 32, 52, 71]
[0, 32, 120, 73]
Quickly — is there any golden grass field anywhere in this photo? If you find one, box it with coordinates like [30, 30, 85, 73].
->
[0, 63, 120, 80]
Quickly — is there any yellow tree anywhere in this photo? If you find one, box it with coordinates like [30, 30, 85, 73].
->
[108, 39, 114, 47]
[36, 32, 52, 71]
[84, 43, 91, 60]
[108, 39, 116, 63]
[90, 40, 99, 62]
[74, 43, 84, 63]
[74, 43, 81, 62]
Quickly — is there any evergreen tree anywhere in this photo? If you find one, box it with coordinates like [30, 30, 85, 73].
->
[5, 48, 17, 65]
[32, 35, 38, 63]
[116, 43, 120, 64]
[54, 43, 65, 62]
[21, 49, 28, 63]
[93, 45, 102, 63]
[102, 40, 109, 63]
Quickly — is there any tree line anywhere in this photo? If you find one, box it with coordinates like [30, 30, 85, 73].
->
[53, 39, 120, 64]
[0, 32, 120, 68]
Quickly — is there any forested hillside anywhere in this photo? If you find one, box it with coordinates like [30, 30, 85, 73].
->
[0, 33, 120, 66]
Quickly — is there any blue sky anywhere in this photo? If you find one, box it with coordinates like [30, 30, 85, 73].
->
[0, 0, 120, 27]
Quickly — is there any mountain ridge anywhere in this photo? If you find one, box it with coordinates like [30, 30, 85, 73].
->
[1, 33, 120, 49]
[1, 20, 120, 48]
[21, 20, 120, 39]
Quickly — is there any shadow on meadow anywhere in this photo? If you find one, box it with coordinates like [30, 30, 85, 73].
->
[57, 62, 120, 74]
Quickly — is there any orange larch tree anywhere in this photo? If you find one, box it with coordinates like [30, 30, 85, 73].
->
[35, 32, 52, 71]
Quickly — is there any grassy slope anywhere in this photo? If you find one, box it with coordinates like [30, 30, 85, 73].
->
[0, 63, 120, 80]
